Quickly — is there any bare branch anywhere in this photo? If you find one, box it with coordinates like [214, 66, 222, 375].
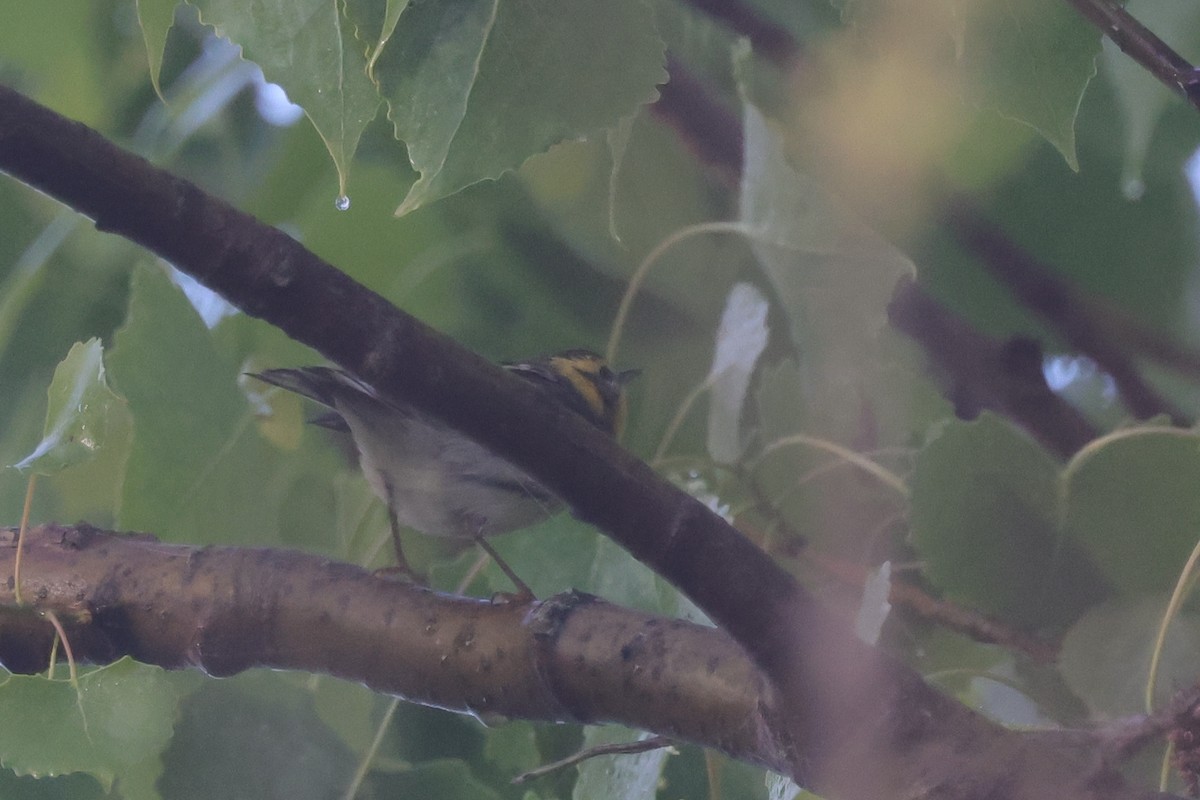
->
[0, 524, 782, 770]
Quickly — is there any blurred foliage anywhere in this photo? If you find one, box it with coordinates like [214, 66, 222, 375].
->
[2, 0, 1200, 797]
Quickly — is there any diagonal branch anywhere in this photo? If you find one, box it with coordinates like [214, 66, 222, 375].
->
[888, 276, 1098, 459]
[944, 198, 1188, 424]
[1063, 0, 1200, 110]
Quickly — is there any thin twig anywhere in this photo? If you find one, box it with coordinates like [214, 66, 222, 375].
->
[41, 609, 78, 685]
[511, 735, 675, 784]
[1063, 0, 1200, 110]
[13, 473, 36, 606]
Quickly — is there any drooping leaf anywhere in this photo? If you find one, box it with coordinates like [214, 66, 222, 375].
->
[373, 0, 666, 215]
[831, 0, 1099, 170]
[12, 339, 122, 476]
[192, 0, 379, 196]
[134, 0, 179, 97]
[956, 0, 1100, 170]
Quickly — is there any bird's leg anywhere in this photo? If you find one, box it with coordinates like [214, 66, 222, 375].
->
[373, 488, 426, 583]
[474, 536, 535, 601]
[387, 506, 414, 577]
[466, 518, 534, 601]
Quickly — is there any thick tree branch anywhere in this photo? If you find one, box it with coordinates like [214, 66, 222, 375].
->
[0, 85, 1178, 799]
[0, 525, 781, 769]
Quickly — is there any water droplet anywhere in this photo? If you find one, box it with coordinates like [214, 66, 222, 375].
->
[334, 195, 351, 211]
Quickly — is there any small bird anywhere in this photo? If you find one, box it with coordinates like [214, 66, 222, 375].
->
[250, 350, 637, 590]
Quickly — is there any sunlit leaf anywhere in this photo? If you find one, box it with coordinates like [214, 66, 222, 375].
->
[854, 561, 892, 645]
[707, 282, 769, 464]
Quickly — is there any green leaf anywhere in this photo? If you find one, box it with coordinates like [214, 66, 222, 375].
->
[0, 768, 107, 800]
[12, 339, 122, 476]
[192, 0, 380, 196]
[374, 0, 666, 215]
[913, 418, 1200, 628]
[473, 515, 599, 599]
[377, 759, 503, 800]
[1062, 428, 1200, 595]
[482, 720, 540, 776]
[0, 660, 185, 794]
[752, 358, 912, 557]
[106, 264, 288, 547]
[910, 413, 1104, 628]
[135, 0, 178, 97]
[310, 677, 392, 756]
[159, 676, 356, 800]
[833, 0, 1099, 170]
[957, 0, 1099, 170]
[739, 101, 916, 438]
[1059, 597, 1200, 717]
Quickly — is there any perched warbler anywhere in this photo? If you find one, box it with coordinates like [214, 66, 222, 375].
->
[251, 350, 637, 585]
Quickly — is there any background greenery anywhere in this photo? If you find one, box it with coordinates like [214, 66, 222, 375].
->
[2, 0, 1200, 797]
